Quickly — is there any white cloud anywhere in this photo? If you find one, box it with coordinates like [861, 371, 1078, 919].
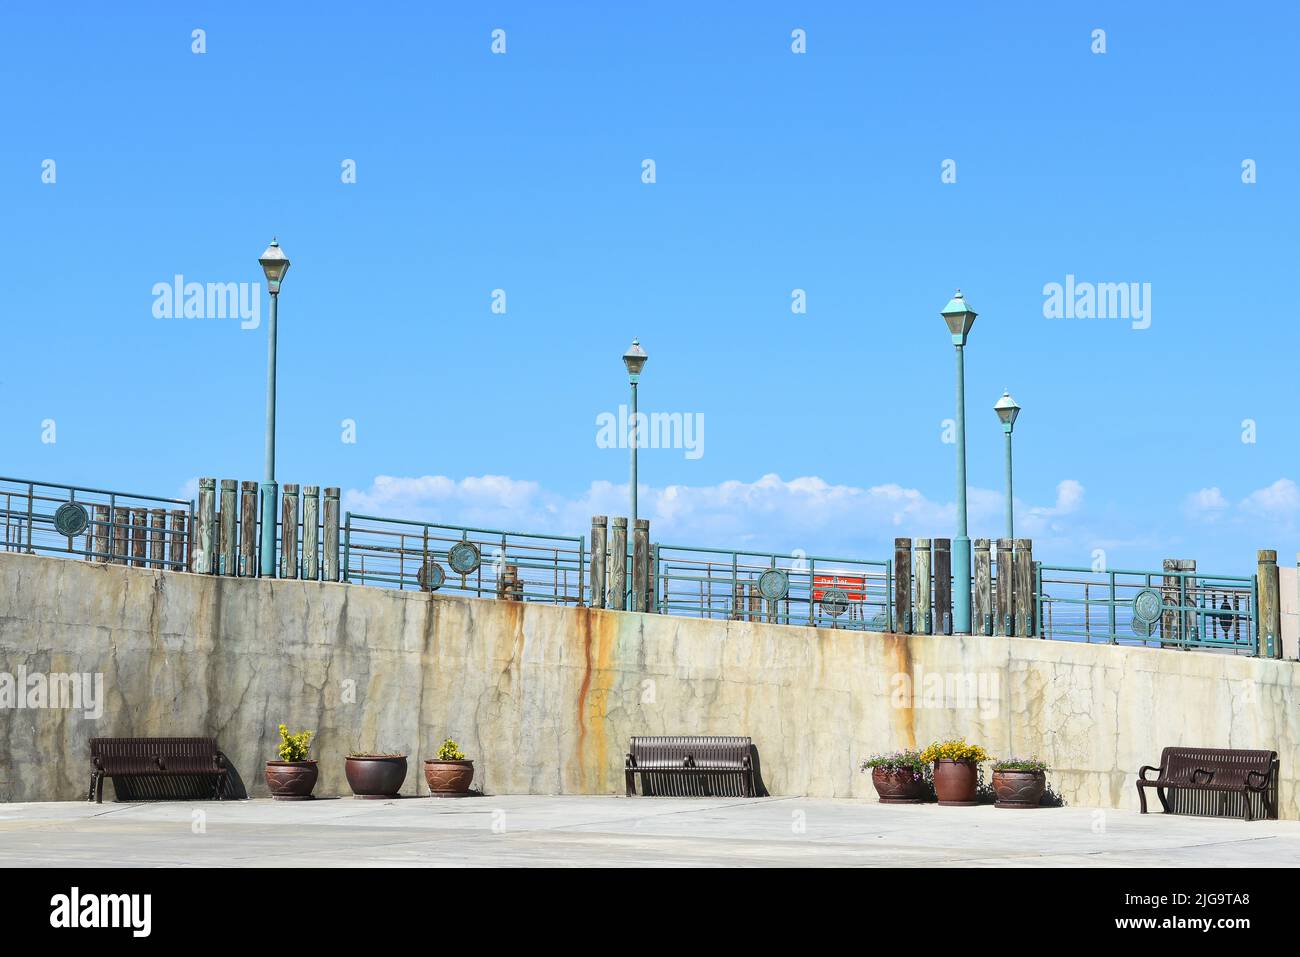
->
[1240, 479, 1300, 517]
[342, 472, 1086, 559]
[1184, 486, 1229, 519]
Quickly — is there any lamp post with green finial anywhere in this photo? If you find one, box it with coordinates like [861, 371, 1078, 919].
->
[941, 290, 977, 634]
[258, 238, 290, 578]
[994, 391, 1021, 539]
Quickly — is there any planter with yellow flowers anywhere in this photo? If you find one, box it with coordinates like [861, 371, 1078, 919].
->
[423, 738, 475, 797]
[920, 739, 989, 806]
[265, 724, 318, 800]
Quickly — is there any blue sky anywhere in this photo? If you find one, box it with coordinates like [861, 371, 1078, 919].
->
[3, 1, 1297, 573]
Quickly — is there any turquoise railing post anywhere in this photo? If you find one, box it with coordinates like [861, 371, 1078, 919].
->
[1034, 561, 1043, 638]
[342, 512, 351, 583]
[1108, 571, 1117, 644]
[885, 558, 893, 632]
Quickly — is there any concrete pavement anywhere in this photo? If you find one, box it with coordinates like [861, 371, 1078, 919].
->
[2, 795, 1298, 867]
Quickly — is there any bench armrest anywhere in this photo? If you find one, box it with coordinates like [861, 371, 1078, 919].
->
[1245, 769, 1269, 790]
[1138, 765, 1161, 782]
[215, 753, 227, 770]
[625, 754, 637, 770]
[1191, 768, 1215, 785]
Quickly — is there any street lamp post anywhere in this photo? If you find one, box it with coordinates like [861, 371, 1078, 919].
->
[258, 238, 290, 578]
[622, 338, 647, 528]
[994, 391, 1021, 539]
[941, 290, 977, 634]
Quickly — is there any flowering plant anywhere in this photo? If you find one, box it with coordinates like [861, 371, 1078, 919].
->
[920, 739, 990, 764]
[275, 724, 313, 762]
[435, 738, 467, 761]
[993, 757, 1048, 773]
[860, 749, 928, 780]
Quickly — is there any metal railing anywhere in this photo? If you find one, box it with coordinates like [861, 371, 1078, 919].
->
[1036, 564, 1257, 654]
[0, 476, 193, 571]
[341, 512, 586, 605]
[653, 544, 891, 630]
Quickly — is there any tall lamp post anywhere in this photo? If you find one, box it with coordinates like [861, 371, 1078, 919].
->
[622, 338, 647, 527]
[994, 391, 1021, 539]
[940, 290, 977, 634]
[258, 238, 290, 578]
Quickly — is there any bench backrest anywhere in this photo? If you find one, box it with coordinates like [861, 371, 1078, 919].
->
[90, 737, 221, 774]
[630, 736, 751, 770]
[1159, 747, 1277, 787]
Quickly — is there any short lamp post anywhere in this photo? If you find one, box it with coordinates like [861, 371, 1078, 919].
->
[622, 338, 647, 528]
[258, 238, 290, 578]
[941, 290, 977, 635]
[994, 391, 1021, 539]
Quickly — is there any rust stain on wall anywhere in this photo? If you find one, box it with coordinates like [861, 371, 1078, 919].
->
[575, 609, 619, 792]
[885, 633, 916, 750]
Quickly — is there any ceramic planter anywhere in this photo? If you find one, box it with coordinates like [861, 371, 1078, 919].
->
[992, 768, 1046, 809]
[932, 759, 978, 806]
[345, 754, 409, 798]
[423, 759, 474, 796]
[871, 767, 927, 804]
[265, 760, 318, 800]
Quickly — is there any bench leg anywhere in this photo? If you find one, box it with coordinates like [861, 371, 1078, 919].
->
[1155, 786, 1171, 814]
[95, 773, 105, 804]
[625, 767, 636, 797]
[87, 772, 100, 803]
[1137, 783, 1148, 814]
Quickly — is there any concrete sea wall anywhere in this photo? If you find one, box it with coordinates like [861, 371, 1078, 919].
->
[2, 552, 1298, 814]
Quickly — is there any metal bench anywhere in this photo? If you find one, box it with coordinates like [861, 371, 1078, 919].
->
[1137, 747, 1278, 821]
[88, 737, 229, 803]
[624, 735, 756, 797]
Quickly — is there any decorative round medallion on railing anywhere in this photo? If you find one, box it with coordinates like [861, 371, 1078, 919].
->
[757, 568, 790, 602]
[1132, 587, 1163, 626]
[1131, 617, 1156, 638]
[54, 502, 90, 537]
[417, 561, 445, 591]
[820, 587, 849, 618]
[447, 541, 481, 576]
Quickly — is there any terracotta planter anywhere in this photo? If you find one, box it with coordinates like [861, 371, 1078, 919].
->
[871, 767, 927, 804]
[265, 760, 318, 800]
[932, 759, 978, 806]
[992, 769, 1046, 809]
[424, 759, 474, 796]
[345, 754, 409, 798]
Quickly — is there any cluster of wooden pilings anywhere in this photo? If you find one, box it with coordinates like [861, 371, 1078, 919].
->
[588, 515, 654, 612]
[89, 506, 190, 569]
[189, 478, 341, 581]
[893, 537, 1034, 636]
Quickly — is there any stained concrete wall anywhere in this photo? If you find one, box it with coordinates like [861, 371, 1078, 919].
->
[2, 551, 1299, 815]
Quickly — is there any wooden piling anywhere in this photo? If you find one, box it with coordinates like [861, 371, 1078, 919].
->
[934, 538, 952, 635]
[589, 516, 607, 609]
[169, 509, 187, 569]
[280, 484, 300, 579]
[608, 517, 628, 610]
[1014, 539, 1034, 637]
[631, 519, 649, 613]
[893, 538, 912, 633]
[302, 485, 320, 581]
[92, 505, 109, 562]
[1258, 550, 1280, 658]
[973, 539, 992, 636]
[239, 481, 258, 577]
[994, 538, 1014, 636]
[219, 479, 237, 576]
[914, 539, 932, 634]
[194, 478, 216, 574]
[148, 508, 165, 567]
[323, 487, 340, 582]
